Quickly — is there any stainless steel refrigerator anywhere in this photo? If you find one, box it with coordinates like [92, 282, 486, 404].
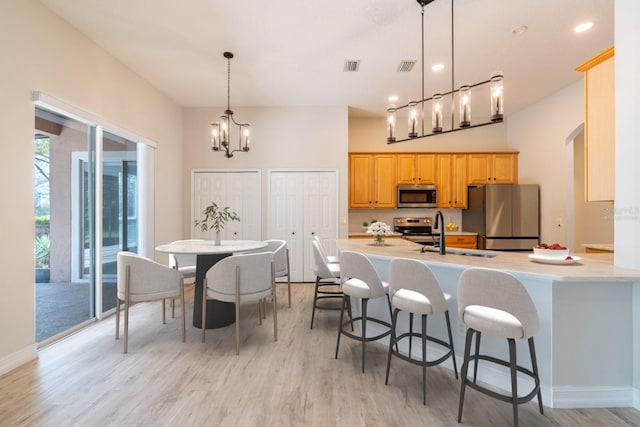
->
[462, 184, 540, 250]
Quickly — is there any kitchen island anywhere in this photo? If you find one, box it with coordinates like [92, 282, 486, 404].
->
[336, 238, 640, 409]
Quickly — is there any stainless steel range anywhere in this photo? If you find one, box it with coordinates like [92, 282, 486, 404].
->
[393, 217, 440, 246]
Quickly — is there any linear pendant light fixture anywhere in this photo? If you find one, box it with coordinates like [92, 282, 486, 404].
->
[386, 0, 504, 143]
[211, 51, 250, 158]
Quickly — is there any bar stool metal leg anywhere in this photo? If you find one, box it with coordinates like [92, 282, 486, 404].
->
[509, 338, 519, 427]
[458, 327, 475, 423]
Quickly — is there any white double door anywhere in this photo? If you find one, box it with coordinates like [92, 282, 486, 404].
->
[192, 170, 260, 241]
[268, 170, 338, 282]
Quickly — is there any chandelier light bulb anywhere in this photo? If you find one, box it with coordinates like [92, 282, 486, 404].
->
[432, 94, 443, 133]
[387, 105, 397, 143]
[459, 84, 471, 128]
[408, 101, 419, 138]
[490, 72, 504, 122]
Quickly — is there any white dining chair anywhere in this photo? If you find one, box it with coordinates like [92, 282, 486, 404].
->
[168, 239, 202, 317]
[116, 251, 186, 353]
[202, 251, 277, 355]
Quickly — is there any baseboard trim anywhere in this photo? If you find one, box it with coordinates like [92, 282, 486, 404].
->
[0, 344, 38, 376]
[552, 386, 634, 408]
[366, 323, 640, 409]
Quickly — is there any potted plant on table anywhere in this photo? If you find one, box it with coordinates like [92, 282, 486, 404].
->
[194, 202, 240, 245]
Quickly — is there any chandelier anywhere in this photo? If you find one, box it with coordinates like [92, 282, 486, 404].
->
[211, 51, 250, 158]
[386, 0, 504, 143]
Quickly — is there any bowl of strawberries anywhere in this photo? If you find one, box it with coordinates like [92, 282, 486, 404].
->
[533, 243, 569, 259]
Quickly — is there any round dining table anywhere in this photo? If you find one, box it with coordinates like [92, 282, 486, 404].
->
[155, 239, 268, 329]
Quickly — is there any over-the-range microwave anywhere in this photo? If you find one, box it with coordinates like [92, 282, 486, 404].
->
[397, 184, 438, 208]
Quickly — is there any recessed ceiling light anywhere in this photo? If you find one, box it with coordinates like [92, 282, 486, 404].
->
[574, 21, 594, 33]
[511, 25, 528, 36]
[388, 95, 399, 103]
[432, 63, 445, 72]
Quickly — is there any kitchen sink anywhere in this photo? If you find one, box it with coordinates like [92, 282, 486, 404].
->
[419, 246, 499, 258]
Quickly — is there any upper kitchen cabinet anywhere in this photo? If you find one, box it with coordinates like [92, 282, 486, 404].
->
[467, 153, 518, 184]
[436, 154, 467, 208]
[397, 154, 437, 184]
[349, 153, 397, 208]
[576, 47, 615, 202]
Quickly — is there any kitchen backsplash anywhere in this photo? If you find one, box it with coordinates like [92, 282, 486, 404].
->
[349, 208, 463, 233]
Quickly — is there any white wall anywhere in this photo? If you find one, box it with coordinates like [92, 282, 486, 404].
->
[507, 81, 584, 245]
[615, 0, 640, 408]
[181, 106, 349, 244]
[0, 0, 183, 373]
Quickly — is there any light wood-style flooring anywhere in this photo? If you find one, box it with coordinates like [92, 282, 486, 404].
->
[1, 283, 639, 426]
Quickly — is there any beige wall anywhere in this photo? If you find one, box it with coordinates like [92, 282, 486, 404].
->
[0, 0, 183, 371]
[181, 106, 349, 241]
[348, 116, 509, 152]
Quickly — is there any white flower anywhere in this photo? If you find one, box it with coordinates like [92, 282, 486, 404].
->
[366, 222, 393, 237]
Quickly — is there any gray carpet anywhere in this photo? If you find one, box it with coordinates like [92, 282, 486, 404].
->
[36, 281, 117, 342]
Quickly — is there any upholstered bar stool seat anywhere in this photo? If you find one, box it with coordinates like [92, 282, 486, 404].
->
[457, 267, 544, 427]
[384, 258, 457, 405]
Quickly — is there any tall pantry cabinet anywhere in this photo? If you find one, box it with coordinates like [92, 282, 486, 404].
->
[576, 46, 615, 201]
[268, 170, 338, 282]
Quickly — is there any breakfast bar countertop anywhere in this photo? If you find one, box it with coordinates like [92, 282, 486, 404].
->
[336, 238, 640, 281]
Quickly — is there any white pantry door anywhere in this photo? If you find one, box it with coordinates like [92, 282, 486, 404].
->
[192, 170, 260, 240]
[268, 170, 338, 282]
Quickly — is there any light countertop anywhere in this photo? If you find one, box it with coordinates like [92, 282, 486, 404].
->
[337, 238, 640, 281]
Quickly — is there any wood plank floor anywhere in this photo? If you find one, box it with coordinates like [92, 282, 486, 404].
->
[1, 283, 639, 426]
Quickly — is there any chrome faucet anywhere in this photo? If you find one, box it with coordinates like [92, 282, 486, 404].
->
[434, 210, 446, 255]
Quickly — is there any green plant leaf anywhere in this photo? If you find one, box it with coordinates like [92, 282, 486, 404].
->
[194, 202, 240, 233]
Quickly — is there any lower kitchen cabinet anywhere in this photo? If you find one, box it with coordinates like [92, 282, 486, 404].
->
[445, 234, 477, 249]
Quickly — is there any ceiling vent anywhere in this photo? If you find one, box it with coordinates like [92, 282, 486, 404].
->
[343, 60, 360, 72]
[397, 60, 417, 72]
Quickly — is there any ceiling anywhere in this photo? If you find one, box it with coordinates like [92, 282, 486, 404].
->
[39, 0, 614, 118]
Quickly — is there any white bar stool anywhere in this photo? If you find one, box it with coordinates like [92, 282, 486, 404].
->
[457, 267, 543, 426]
[384, 257, 458, 405]
[335, 251, 394, 373]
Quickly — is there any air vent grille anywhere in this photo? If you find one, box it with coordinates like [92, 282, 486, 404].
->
[397, 60, 417, 72]
[343, 60, 360, 72]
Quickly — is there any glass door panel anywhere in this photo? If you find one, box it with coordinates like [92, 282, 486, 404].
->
[101, 131, 138, 313]
[34, 107, 95, 342]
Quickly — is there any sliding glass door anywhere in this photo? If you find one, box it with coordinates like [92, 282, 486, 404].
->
[35, 106, 142, 343]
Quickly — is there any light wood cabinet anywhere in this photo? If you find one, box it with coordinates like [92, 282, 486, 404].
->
[576, 47, 615, 202]
[467, 153, 518, 184]
[445, 234, 477, 249]
[349, 154, 397, 208]
[436, 154, 467, 208]
[397, 154, 436, 184]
